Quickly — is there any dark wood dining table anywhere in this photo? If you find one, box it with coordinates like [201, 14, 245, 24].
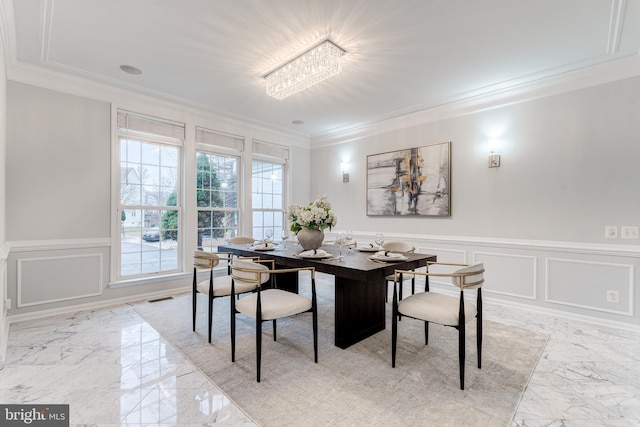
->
[219, 243, 436, 349]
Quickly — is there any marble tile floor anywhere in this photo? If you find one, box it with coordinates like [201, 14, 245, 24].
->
[0, 303, 258, 426]
[1, 283, 640, 426]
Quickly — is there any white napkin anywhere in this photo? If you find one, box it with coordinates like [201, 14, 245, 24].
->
[374, 250, 403, 259]
[360, 243, 375, 249]
[253, 242, 276, 249]
[299, 249, 329, 257]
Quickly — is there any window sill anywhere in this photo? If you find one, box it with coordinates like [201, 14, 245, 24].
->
[108, 272, 191, 289]
[108, 266, 230, 289]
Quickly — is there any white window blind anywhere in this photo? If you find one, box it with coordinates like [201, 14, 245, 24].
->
[196, 127, 244, 152]
[118, 111, 185, 144]
[252, 139, 289, 162]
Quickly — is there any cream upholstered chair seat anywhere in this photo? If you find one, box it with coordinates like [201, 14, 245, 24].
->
[231, 259, 318, 382]
[382, 241, 416, 301]
[236, 289, 312, 320]
[392, 262, 485, 390]
[196, 274, 256, 297]
[398, 292, 477, 326]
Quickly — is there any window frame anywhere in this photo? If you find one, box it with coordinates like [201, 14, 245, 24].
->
[114, 111, 185, 282]
[251, 140, 289, 242]
[195, 149, 242, 250]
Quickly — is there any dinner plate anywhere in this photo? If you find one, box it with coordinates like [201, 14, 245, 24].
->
[368, 254, 408, 262]
[252, 244, 276, 251]
[299, 253, 333, 259]
[297, 250, 332, 259]
[357, 246, 380, 252]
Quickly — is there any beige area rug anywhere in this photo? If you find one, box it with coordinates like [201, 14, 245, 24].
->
[135, 274, 548, 427]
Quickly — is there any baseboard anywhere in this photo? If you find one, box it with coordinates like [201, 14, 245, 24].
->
[0, 312, 8, 369]
[485, 295, 640, 333]
[7, 286, 190, 324]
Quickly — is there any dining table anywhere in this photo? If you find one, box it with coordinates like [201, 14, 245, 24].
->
[218, 242, 437, 349]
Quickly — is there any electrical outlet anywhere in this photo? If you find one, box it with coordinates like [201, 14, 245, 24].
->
[606, 290, 619, 304]
[605, 226, 618, 239]
[621, 226, 639, 240]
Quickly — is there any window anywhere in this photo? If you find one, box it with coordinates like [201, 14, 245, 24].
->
[252, 140, 289, 241]
[196, 128, 243, 250]
[118, 111, 184, 279]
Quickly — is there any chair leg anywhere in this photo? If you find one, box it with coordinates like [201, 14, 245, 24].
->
[391, 282, 398, 368]
[208, 294, 214, 343]
[424, 321, 429, 345]
[411, 276, 415, 296]
[230, 294, 236, 362]
[256, 289, 263, 383]
[273, 319, 277, 341]
[192, 268, 197, 331]
[459, 322, 466, 390]
[256, 320, 262, 383]
[313, 308, 318, 363]
[312, 276, 318, 363]
[477, 288, 483, 369]
[459, 292, 466, 390]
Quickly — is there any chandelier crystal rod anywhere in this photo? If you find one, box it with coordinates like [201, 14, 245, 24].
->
[264, 39, 345, 100]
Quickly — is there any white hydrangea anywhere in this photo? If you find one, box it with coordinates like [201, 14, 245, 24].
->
[288, 194, 337, 233]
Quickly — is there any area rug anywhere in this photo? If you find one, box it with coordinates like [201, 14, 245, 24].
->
[134, 274, 548, 427]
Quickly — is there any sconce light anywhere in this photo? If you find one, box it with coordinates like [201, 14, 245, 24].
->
[340, 162, 350, 183]
[488, 138, 501, 168]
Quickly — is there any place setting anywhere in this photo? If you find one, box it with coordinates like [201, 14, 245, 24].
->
[250, 229, 277, 251]
[367, 250, 409, 263]
[357, 233, 388, 253]
[295, 248, 334, 259]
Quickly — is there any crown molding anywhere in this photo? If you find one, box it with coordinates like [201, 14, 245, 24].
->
[311, 53, 640, 148]
[6, 60, 311, 147]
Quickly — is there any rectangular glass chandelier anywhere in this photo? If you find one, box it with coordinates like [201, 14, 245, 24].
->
[265, 40, 345, 100]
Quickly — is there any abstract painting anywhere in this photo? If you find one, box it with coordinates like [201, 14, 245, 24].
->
[367, 141, 451, 216]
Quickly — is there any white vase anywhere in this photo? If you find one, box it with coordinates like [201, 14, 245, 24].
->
[296, 227, 324, 251]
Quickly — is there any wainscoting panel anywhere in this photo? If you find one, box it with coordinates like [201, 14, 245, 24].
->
[545, 257, 634, 316]
[17, 254, 103, 307]
[474, 252, 537, 300]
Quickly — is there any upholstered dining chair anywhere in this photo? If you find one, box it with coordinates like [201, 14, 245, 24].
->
[192, 250, 258, 343]
[230, 259, 318, 382]
[229, 236, 255, 244]
[391, 262, 485, 390]
[382, 241, 416, 302]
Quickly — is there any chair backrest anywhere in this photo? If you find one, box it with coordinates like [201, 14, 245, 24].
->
[229, 236, 255, 244]
[193, 250, 220, 269]
[383, 241, 415, 253]
[451, 262, 484, 289]
[231, 259, 270, 286]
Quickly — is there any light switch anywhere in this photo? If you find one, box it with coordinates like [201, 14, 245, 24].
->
[621, 226, 639, 239]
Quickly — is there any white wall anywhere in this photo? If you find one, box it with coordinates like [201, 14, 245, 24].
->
[4, 76, 310, 319]
[6, 82, 111, 241]
[313, 76, 640, 326]
[0, 11, 8, 366]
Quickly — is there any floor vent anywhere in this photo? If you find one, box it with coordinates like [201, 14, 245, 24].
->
[148, 296, 174, 303]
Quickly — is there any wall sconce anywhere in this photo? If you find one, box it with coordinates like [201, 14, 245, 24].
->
[488, 138, 501, 168]
[340, 162, 350, 183]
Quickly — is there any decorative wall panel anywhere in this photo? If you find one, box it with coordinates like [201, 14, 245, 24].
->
[545, 257, 633, 316]
[17, 254, 103, 307]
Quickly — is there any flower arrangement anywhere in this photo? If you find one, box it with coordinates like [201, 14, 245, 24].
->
[288, 194, 337, 234]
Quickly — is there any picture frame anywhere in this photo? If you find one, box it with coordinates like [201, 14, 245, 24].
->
[366, 141, 451, 216]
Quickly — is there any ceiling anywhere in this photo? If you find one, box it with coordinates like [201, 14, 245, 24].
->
[6, 0, 640, 138]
